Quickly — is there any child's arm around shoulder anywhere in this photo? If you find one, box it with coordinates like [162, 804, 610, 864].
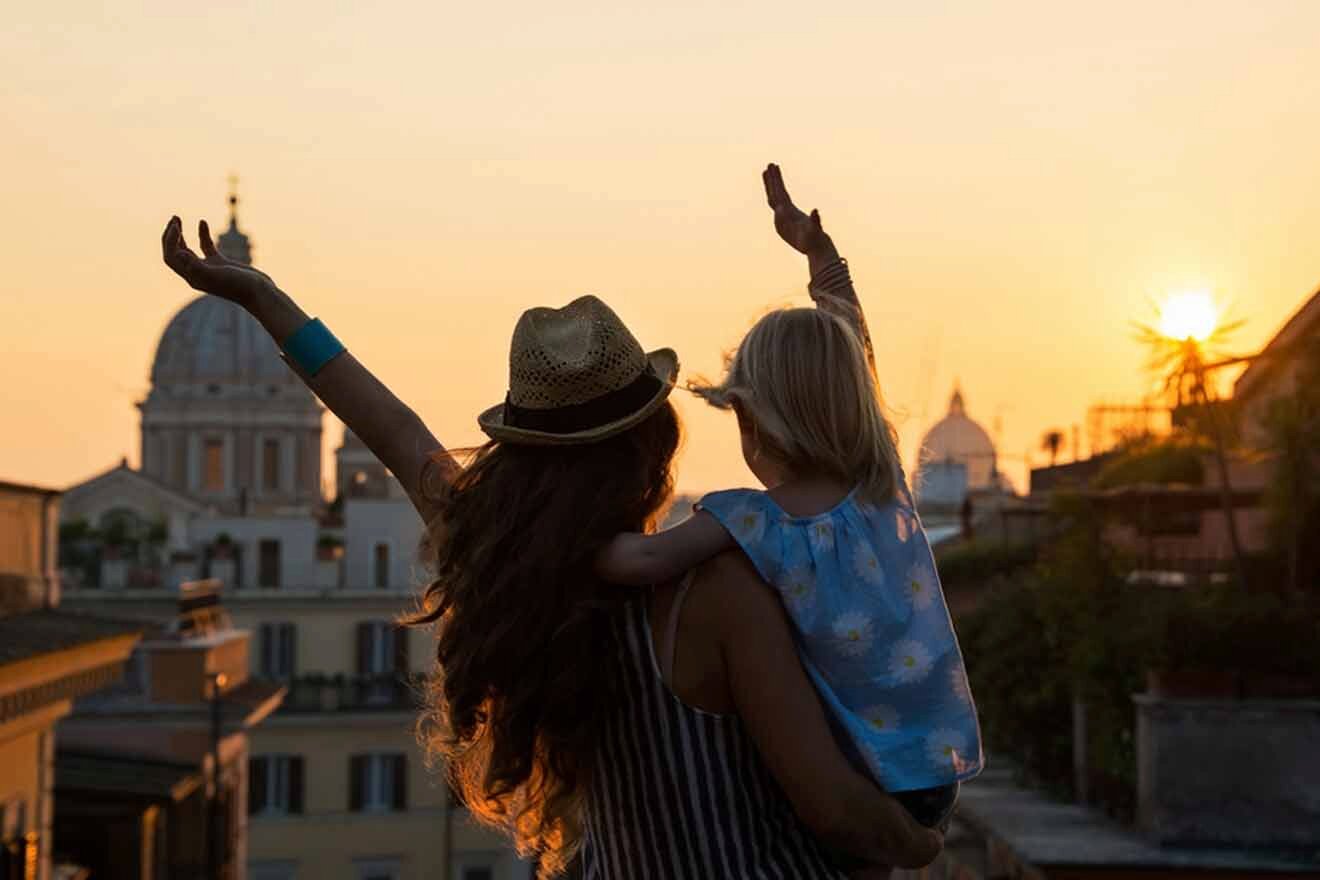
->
[594, 511, 734, 586]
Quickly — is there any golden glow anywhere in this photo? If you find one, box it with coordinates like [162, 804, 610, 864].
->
[1157, 291, 1220, 342]
[0, 5, 1317, 496]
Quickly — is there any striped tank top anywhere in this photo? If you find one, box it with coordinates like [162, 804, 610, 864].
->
[579, 598, 846, 879]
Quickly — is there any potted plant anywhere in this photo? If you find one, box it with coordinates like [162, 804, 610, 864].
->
[316, 534, 344, 561]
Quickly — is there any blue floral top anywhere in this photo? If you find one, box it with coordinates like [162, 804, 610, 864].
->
[698, 484, 984, 793]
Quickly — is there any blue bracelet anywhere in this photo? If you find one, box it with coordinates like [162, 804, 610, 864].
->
[283, 318, 346, 376]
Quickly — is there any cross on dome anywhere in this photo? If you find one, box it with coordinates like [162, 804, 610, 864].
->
[217, 173, 251, 265]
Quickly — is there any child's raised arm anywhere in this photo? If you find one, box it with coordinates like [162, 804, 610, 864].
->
[594, 511, 734, 586]
[762, 164, 877, 376]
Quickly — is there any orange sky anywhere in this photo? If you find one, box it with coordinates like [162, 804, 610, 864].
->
[4, 1, 1320, 496]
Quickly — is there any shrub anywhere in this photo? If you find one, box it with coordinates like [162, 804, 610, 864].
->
[935, 538, 1041, 590]
[1092, 439, 1206, 489]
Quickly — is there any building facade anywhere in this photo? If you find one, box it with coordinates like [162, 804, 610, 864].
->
[58, 191, 526, 880]
[0, 481, 140, 880]
[57, 580, 286, 880]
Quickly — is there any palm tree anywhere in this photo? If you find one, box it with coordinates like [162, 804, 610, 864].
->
[1041, 429, 1065, 467]
[1134, 316, 1248, 589]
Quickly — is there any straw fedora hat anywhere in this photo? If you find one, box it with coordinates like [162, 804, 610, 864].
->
[478, 295, 679, 446]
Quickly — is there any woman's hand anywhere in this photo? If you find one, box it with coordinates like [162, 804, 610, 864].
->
[161, 216, 275, 308]
[157, 215, 453, 522]
[763, 163, 832, 256]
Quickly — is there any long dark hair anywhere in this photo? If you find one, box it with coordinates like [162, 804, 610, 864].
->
[410, 404, 681, 875]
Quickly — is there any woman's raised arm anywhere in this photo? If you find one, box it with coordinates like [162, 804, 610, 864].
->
[160, 216, 458, 523]
[762, 164, 877, 376]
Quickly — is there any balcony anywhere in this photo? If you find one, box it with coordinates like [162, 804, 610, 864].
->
[278, 675, 418, 714]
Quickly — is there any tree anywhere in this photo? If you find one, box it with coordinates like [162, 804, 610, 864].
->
[1262, 338, 1320, 596]
[1134, 317, 1249, 590]
[1041, 429, 1065, 467]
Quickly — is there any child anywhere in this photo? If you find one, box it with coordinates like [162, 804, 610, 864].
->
[596, 165, 983, 873]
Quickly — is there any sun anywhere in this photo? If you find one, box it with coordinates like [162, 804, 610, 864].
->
[1157, 290, 1220, 342]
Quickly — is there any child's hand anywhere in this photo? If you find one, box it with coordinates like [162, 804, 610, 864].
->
[763, 164, 832, 256]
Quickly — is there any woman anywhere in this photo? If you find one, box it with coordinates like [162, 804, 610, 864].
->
[159, 166, 942, 878]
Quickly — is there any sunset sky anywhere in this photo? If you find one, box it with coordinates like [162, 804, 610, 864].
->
[4, 1, 1320, 496]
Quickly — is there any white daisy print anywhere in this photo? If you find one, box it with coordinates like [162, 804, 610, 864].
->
[778, 565, 816, 614]
[832, 611, 874, 657]
[888, 639, 934, 684]
[926, 727, 970, 769]
[851, 544, 885, 587]
[808, 520, 835, 553]
[905, 561, 936, 611]
[950, 662, 972, 704]
[730, 504, 766, 544]
[860, 703, 901, 734]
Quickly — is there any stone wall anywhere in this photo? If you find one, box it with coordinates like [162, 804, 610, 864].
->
[1135, 695, 1320, 847]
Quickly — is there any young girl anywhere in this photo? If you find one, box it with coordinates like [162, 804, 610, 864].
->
[597, 166, 984, 867]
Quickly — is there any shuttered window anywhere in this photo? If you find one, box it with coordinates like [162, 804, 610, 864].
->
[349, 753, 406, 812]
[258, 539, 281, 589]
[356, 622, 409, 677]
[248, 754, 304, 815]
[258, 623, 297, 680]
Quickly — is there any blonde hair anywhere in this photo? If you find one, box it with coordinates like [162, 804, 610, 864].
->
[689, 307, 902, 503]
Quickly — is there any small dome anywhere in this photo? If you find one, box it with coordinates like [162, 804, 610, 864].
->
[149, 296, 304, 389]
[918, 387, 997, 489]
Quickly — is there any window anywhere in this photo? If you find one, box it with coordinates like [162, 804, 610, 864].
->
[372, 542, 390, 590]
[357, 621, 408, 704]
[357, 622, 408, 678]
[354, 859, 401, 880]
[1, 798, 27, 880]
[262, 438, 282, 493]
[171, 435, 187, 486]
[250, 862, 298, 880]
[258, 623, 297, 680]
[248, 755, 304, 816]
[204, 438, 225, 491]
[258, 539, 281, 588]
[349, 754, 406, 812]
[451, 855, 502, 880]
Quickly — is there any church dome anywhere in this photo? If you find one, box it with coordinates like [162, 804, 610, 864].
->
[148, 296, 305, 388]
[918, 387, 997, 489]
[146, 183, 308, 396]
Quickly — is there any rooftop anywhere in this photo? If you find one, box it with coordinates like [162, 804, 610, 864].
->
[0, 609, 144, 666]
[959, 760, 1320, 873]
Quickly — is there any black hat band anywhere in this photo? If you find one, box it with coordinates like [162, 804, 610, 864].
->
[503, 365, 663, 435]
